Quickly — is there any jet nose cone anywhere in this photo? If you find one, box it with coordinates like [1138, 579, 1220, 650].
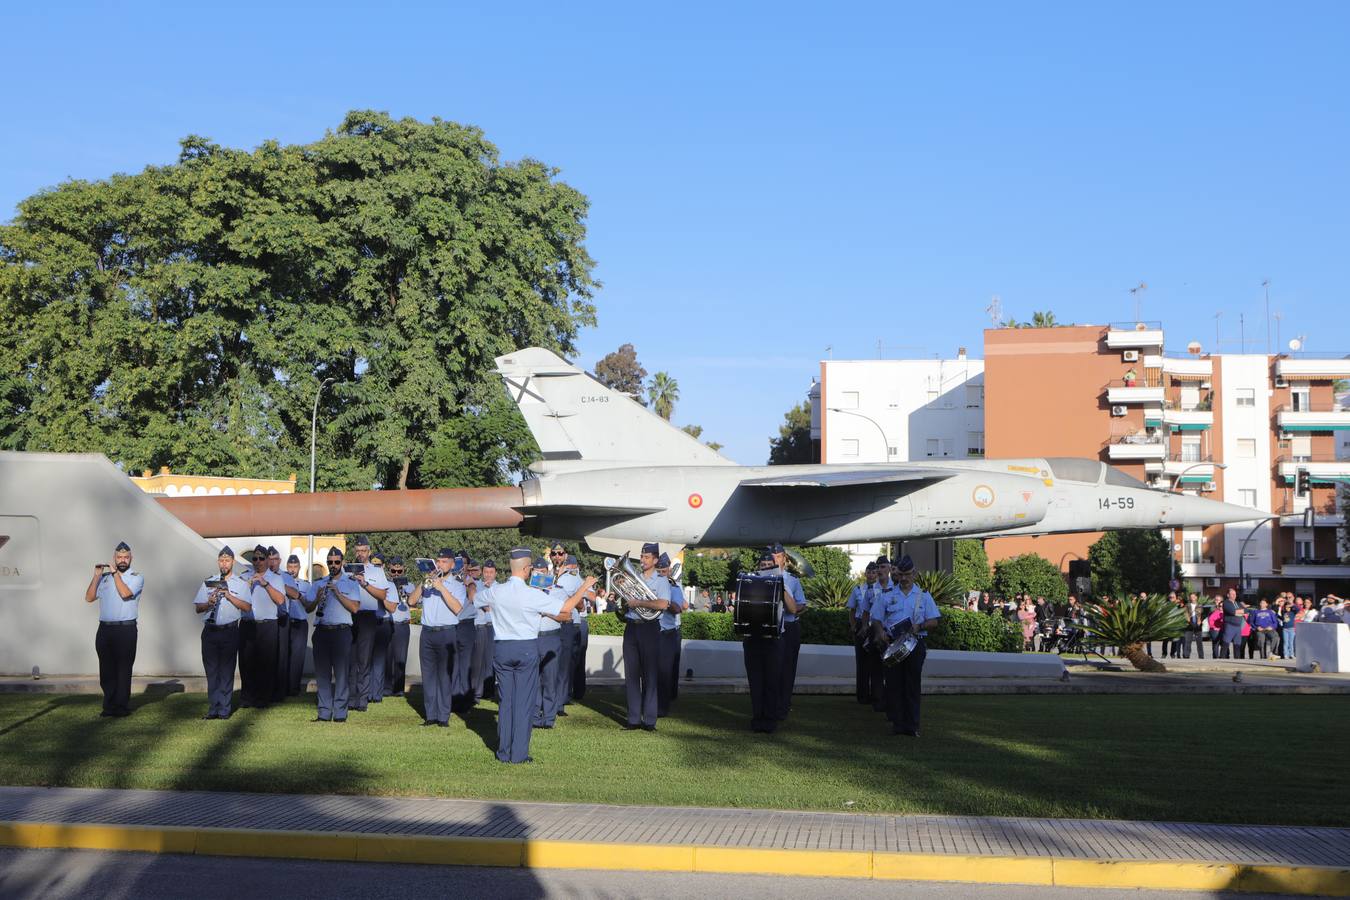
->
[1160, 493, 1263, 527]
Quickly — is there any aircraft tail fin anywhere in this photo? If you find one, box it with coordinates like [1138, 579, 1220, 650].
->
[495, 348, 734, 470]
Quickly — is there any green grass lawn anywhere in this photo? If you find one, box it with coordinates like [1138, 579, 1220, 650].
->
[0, 690, 1345, 827]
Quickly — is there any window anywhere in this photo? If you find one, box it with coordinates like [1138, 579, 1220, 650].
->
[1295, 535, 1314, 561]
[925, 438, 939, 457]
[965, 385, 984, 408]
[839, 391, 859, 409]
[841, 439, 859, 457]
[1235, 438, 1256, 459]
[1180, 385, 1200, 411]
[1181, 434, 1202, 462]
[1291, 435, 1311, 462]
[1182, 529, 1203, 564]
[941, 438, 954, 457]
[1235, 388, 1256, 407]
[887, 446, 898, 457]
[968, 431, 985, 457]
[1291, 387, 1310, 412]
[1239, 488, 1258, 508]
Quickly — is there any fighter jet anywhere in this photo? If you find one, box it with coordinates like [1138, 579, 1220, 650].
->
[159, 347, 1259, 549]
[492, 348, 1258, 556]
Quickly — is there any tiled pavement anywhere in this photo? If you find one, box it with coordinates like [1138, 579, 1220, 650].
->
[1, 786, 1346, 868]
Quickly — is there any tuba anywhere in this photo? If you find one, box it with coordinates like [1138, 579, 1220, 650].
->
[604, 553, 664, 622]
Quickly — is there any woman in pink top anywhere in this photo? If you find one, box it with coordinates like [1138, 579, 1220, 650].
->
[1017, 598, 1037, 651]
[1208, 603, 1225, 658]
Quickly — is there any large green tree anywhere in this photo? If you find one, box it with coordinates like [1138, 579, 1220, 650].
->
[992, 553, 1067, 603]
[0, 111, 596, 490]
[952, 539, 993, 593]
[1088, 530, 1174, 599]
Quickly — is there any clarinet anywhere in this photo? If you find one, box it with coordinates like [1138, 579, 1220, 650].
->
[206, 578, 227, 625]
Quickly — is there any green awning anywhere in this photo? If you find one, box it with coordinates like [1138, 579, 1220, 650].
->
[1169, 423, 1211, 431]
[1281, 474, 1350, 484]
[1178, 475, 1213, 483]
[1279, 424, 1350, 432]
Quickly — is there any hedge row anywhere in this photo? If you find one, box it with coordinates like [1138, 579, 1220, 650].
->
[584, 608, 1022, 654]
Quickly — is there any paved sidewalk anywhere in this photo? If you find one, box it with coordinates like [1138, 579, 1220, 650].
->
[1, 786, 1347, 868]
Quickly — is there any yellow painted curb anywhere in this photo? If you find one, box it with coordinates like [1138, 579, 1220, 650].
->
[874, 851, 1055, 886]
[1, 819, 1348, 896]
[525, 839, 695, 872]
[695, 846, 871, 879]
[356, 834, 523, 867]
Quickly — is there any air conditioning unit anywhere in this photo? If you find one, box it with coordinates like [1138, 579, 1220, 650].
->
[1110, 405, 1128, 417]
[1122, 350, 1140, 362]
[1274, 376, 1289, 388]
[1206, 577, 1222, 588]
[1201, 481, 1217, 492]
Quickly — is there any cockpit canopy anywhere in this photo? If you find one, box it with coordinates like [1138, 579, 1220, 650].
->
[1045, 458, 1148, 489]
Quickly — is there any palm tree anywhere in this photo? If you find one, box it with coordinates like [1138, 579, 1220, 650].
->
[647, 372, 679, 420]
[1031, 310, 1058, 328]
[1076, 594, 1185, 672]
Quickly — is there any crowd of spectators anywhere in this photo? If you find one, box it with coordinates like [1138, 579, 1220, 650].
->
[964, 589, 1347, 659]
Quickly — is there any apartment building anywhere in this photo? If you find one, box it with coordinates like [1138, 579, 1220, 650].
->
[809, 353, 985, 573]
[984, 323, 1350, 596]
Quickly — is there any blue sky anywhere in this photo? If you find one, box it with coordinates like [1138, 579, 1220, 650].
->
[4, 2, 1348, 465]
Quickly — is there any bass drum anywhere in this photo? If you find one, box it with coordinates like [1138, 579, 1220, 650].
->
[733, 575, 783, 639]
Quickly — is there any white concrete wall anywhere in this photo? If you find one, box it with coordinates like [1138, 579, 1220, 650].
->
[1219, 355, 1275, 587]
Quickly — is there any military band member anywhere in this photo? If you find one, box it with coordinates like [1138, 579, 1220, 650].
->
[771, 542, 808, 721]
[469, 560, 498, 701]
[869, 555, 941, 737]
[656, 552, 686, 717]
[241, 544, 286, 708]
[491, 548, 595, 763]
[450, 551, 479, 714]
[366, 550, 394, 705]
[567, 555, 591, 703]
[847, 563, 880, 704]
[383, 556, 413, 698]
[866, 557, 894, 711]
[305, 548, 361, 722]
[742, 549, 783, 733]
[348, 536, 390, 713]
[532, 556, 565, 728]
[623, 542, 670, 731]
[85, 540, 145, 718]
[549, 544, 579, 716]
[194, 546, 251, 719]
[266, 547, 291, 703]
[283, 554, 310, 696]
[410, 547, 466, 727]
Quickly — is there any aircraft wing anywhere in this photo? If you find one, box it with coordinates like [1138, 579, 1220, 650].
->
[513, 503, 666, 517]
[738, 468, 955, 489]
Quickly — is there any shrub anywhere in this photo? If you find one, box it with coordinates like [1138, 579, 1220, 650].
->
[1078, 594, 1185, 672]
[797, 545, 854, 580]
[916, 570, 965, 607]
[927, 608, 1021, 653]
[803, 574, 859, 609]
[680, 611, 738, 641]
[682, 554, 732, 589]
[992, 553, 1067, 603]
[953, 539, 992, 593]
[798, 609, 854, 646]
[1089, 531, 1173, 599]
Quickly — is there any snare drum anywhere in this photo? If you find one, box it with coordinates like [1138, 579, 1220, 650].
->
[733, 575, 784, 639]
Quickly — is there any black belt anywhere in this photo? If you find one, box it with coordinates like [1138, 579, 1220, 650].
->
[99, 620, 136, 626]
[422, 625, 455, 631]
[316, 623, 350, 630]
[204, 623, 238, 630]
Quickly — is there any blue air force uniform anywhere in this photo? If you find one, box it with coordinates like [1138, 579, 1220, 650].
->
[740, 555, 784, 733]
[417, 552, 466, 726]
[348, 554, 391, 712]
[366, 560, 394, 705]
[310, 567, 361, 721]
[869, 569, 940, 735]
[283, 562, 310, 696]
[383, 559, 413, 698]
[776, 563, 807, 721]
[569, 567, 590, 703]
[847, 579, 880, 704]
[451, 555, 479, 714]
[239, 546, 286, 708]
[533, 565, 567, 728]
[195, 560, 249, 719]
[656, 554, 686, 717]
[90, 543, 145, 717]
[469, 573, 497, 701]
[493, 551, 574, 763]
[623, 544, 670, 730]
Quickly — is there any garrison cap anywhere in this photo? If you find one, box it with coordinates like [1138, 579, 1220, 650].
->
[641, 542, 660, 556]
[327, 546, 344, 558]
[876, 556, 891, 566]
[369, 550, 385, 565]
[114, 541, 131, 552]
[218, 545, 235, 559]
[658, 552, 671, 567]
[252, 544, 268, 560]
[354, 535, 371, 546]
[509, 547, 533, 560]
[550, 541, 566, 553]
[893, 555, 916, 574]
[768, 542, 785, 554]
[864, 561, 878, 572]
[286, 554, 300, 565]
[388, 555, 404, 565]
[756, 548, 775, 563]
[482, 559, 496, 569]
[436, 547, 455, 559]
[266, 546, 280, 557]
[533, 557, 548, 569]
[565, 554, 577, 566]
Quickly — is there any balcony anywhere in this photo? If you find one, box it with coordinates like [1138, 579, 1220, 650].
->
[1276, 403, 1350, 432]
[1106, 380, 1165, 405]
[1275, 356, 1350, 381]
[1280, 557, 1350, 578]
[1106, 435, 1168, 461]
[1179, 558, 1218, 577]
[1105, 322, 1165, 350]
[1276, 455, 1350, 485]
[1162, 406, 1213, 431]
[1146, 457, 1218, 484]
[1162, 356, 1213, 380]
[1275, 496, 1346, 528]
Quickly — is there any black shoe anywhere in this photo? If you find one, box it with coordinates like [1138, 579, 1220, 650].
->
[893, 728, 919, 737]
[420, 720, 438, 727]
[314, 717, 331, 723]
[642, 723, 656, 732]
[436, 721, 449, 728]
[113, 710, 131, 718]
[623, 723, 640, 731]
[100, 710, 113, 718]
[202, 713, 218, 720]
[333, 717, 347, 723]
[557, 709, 568, 717]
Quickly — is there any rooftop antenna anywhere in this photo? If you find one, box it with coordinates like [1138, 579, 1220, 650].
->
[1273, 311, 1282, 354]
[985, 294, 1003, 325]
[1214, 311, 1222, 352]
[1129, 282, 1148, 323]
[1262, 279, 1271, 355]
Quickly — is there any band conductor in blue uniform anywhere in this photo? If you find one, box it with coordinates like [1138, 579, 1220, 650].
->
[86, 541, 145, 718]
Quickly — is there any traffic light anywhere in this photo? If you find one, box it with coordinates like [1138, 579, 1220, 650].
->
[1295, 468, 1311, 498]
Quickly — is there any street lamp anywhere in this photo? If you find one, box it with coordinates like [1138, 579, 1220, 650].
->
[307, 377, 335, 573]
[827, 407, 892, 462]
